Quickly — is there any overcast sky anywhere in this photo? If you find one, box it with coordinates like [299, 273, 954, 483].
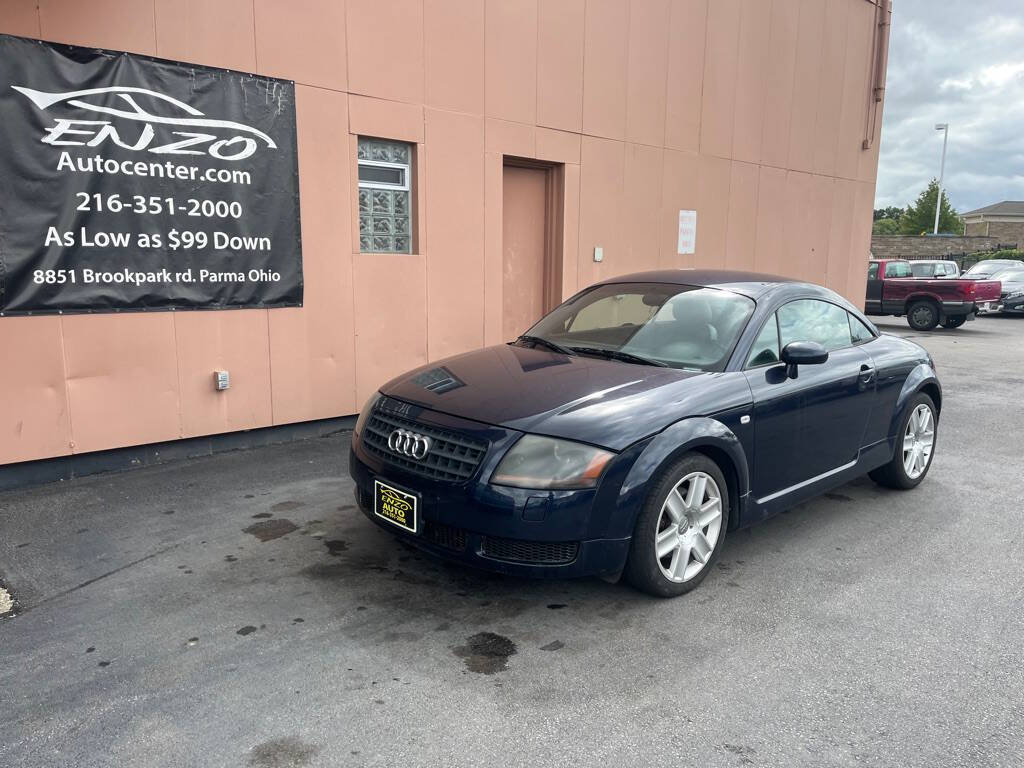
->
[875, 0, 1024, 214]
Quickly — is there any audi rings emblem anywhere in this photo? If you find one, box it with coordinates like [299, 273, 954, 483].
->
[387, 429, 433, 460]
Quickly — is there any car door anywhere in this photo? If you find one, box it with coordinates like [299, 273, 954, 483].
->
[743, 299, 876, 502]
[865, 262, 883, 313]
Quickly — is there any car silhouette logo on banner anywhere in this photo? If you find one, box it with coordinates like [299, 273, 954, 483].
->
[12, 85, 277, 160]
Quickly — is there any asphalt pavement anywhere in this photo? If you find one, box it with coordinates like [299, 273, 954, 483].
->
[1, 314, 1022, 768]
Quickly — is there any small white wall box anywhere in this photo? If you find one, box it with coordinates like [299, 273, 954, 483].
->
[594, 246, 604, 262]
[214, 370, 230, 391]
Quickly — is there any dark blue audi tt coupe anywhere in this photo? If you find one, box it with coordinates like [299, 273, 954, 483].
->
[349, 270, 940, 596]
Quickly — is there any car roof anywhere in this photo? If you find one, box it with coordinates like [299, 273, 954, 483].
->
[592, 269, 800, 299]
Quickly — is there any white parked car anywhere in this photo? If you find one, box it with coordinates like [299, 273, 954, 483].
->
[909, 260, 960, 278]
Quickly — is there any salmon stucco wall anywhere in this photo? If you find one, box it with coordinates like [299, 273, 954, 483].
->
[0, 0, 890, 465]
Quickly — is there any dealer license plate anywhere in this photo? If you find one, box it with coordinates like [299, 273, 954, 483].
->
[373, 480, 419, 533]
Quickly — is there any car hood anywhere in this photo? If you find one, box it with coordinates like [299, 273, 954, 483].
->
[378, 344, 751, 450]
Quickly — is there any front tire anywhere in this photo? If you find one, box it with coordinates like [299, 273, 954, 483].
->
[941, 315, 966, 329]
[624, 453, 728, 597]
[907, 300, 939, 331]
[869, 393, 937, 489]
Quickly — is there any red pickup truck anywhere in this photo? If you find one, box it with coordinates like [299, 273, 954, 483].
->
[865, 258, 1001, 330]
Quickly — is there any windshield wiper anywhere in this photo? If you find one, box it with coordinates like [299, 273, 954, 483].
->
[568, 346, 668, 367]
[515, 335, 576, 356]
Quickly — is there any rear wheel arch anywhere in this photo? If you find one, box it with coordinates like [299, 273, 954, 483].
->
[903, 294, 939, 313]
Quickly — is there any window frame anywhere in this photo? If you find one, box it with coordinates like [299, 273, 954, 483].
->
[741, 296, 876, 370]
[357, 158, 411, 192]
[867, 262, 880, 280]
[357, 136, 415, 254]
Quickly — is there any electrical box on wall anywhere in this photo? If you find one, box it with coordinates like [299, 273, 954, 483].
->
[214, 371, 230, 391]
[593, 246, 604, 263]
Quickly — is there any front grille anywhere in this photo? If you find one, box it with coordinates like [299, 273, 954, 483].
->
[362, 408, 488, 483]
[481, 536, 579, 565]
[424, 521, 468, 552]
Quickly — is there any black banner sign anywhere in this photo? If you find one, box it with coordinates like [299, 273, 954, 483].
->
[0, 35, 302, 315]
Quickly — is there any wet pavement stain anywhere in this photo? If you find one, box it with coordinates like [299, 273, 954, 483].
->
[452, 632, 517, 674]
[237, 625, 258, 636]
[324, 539, 349, 556]
[243, 519, 298, 542]
[225, 555, 238, 562]
[251, 512, 273, 519]
[248, 736, 320, 768]
[85, 646, 95, 653]
[271, 500, 305, 512]
[540, 640, 564, 651]
[824, 492, 854, 503]
[97, 661, 110, 668]
[547, 603, 568, 610]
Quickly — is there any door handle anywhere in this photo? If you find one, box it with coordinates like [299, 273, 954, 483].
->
[859, 364, 876, 386]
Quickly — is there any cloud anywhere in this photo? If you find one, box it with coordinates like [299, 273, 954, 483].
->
[876, 0, 1024, 213]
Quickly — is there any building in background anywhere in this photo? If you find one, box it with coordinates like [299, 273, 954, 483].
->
[0, 0, 891, 470]
[962, 200, 1024, 243]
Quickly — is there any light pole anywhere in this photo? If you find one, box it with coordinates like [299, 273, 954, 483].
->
[933, 123, 949, 235]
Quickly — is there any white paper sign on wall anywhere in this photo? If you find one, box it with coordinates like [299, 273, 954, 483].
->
[677, 210, 697, 255]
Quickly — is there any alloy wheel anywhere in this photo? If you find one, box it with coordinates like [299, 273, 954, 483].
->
[903, 403, 935, 479]
[655, 471, 723, 583]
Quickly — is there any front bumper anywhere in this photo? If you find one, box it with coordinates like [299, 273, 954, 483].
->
[348, 438, 634, 579]
[999, 294, 1024, 312]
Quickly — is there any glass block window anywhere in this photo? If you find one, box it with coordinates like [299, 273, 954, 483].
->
[358, 137, 413, 253]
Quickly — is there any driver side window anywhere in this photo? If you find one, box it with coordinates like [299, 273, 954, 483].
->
[778, 299, 852, 352]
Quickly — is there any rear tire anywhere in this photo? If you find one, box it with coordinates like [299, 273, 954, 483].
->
[624, 452, 728, 598]
[869, 392, 937, 489]
[907, 300, 939, 331]
[941, 315, 966, 329]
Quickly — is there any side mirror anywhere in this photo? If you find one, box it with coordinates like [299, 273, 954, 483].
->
[780, 341, 828, 379]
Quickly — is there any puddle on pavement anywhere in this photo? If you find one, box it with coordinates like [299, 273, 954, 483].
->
[452, 632, 517, 674]
[324, 539, 349, 556]
[248, 736, 320, 768]
[243, 519, 298, 542]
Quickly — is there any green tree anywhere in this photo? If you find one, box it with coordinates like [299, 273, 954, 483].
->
[872, 217, 900, 234]
[898, 179, 961, 235]
[873, 206, 903, 222]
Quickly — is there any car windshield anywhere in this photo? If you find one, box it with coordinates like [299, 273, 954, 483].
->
[524, 282, 755, 371]
[994, 269, 1024, 282]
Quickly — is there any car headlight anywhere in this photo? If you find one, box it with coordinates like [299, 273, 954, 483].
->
[491, 435, 614, 490]
[354, 392, 381, 438]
